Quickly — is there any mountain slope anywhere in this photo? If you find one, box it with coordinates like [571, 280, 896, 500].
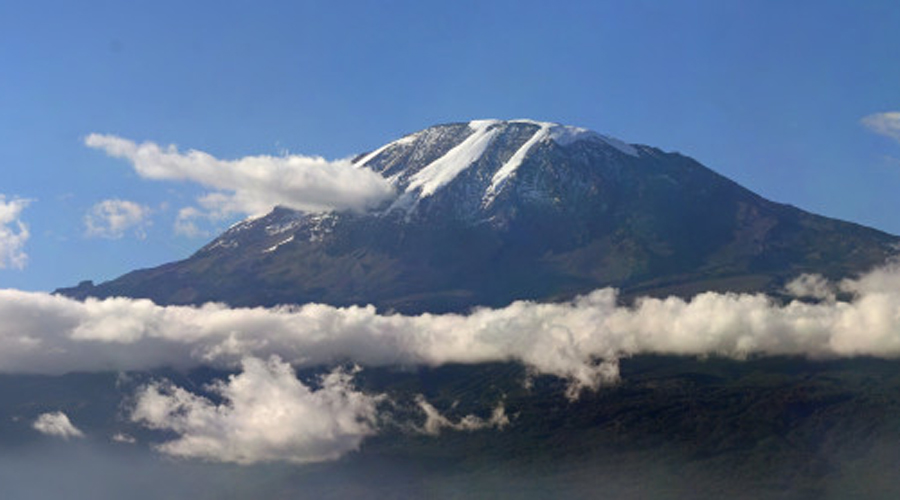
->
[60, 120, 899, 312]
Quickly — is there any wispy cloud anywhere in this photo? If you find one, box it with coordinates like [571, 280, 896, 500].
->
[84, 199, 152, 239]
[132, 357, 380, 464]
[111, 433, 136, 444]
[0, 195, 31, 269]
[84, 134, 396, 234]
[173, 206, 209, 238]
[415, 395, 509, 436]
[861, 112, 900, 143]
[33, 411, 84, 439]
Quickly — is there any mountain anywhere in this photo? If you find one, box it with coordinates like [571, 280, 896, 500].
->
[59, 119, 898, 312]
[36, 120, 900, 498]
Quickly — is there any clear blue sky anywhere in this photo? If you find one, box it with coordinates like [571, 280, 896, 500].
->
[2, 0, 900, 291]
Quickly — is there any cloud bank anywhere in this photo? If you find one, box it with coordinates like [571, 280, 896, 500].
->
[0, 195, 31, 269]
[33, 411, 85, 439]
[862, 111, 900, 143]
[84, 199, 152, 239]
[132, 357, 379, 464]
[3, 264, 900, 463]
[84, 134, 395, 229]
[2, 264, 900, 391]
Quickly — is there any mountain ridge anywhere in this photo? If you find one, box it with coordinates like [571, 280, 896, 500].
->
[58, 120, 899, 312]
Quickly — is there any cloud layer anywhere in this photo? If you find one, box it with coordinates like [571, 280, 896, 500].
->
[2, 264, 900, 390]
[84, 134, 395, 228]
[3, 264, 900, 463]
[0, 195, 31, 269]
[84, 199, 152, 239]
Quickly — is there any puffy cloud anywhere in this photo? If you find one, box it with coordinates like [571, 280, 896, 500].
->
[840, 261, 900, 295]
[32, 411, 84, 439]
[0, 195, 31, 269]
[784, 273, 835, 301]
[131, 356, 380, 464]
[84, 134, 395, 228]
[84, 199, 152, 239]
[861, 112, 900, 143]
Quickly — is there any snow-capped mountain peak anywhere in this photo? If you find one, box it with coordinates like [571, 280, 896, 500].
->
[406, 119, 501, 198]
[61, 119, 899, 315]
[354, 119, 642, 215]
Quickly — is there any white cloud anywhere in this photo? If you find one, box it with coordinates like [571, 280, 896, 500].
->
[415, 395, 509, 436]
[84, 199, 152, 239]
[173, 206, 208, 238]
[784, 273, 835, 301]
[33, 411, 85, 439]
[111, 433, 136, 444]
[4, 265, 900, 463]
[84, 134, 396, 229]
[131, 357, 380, 464]
[0, 195, 31, 269]
[0, 289, 624, 391]
[861, 112, 900, 143]
[1, 263, 900, 395]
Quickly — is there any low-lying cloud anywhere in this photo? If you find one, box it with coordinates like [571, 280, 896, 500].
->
[3, 264, 900, 391]
[33, 411, 85, 440]
[4, 264, 900, 463]
[130, 359, 506, 463]
[84, 134, 395, 231]
[0, 195, 31, 269]
[415, 395, 510, 436]
[132, 357, 380, 464]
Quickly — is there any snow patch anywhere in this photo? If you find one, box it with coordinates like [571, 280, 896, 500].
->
[262, 235, 294, 253]
[483, 122, 553, 206]
[384, 191, 418, 215]
[354, 132, 420, 168]
[225, 212, 267, 233]
[265, 218, 303, 236]
[548, 124, 638, 157]
[405, 120, 500, 198]
[307, 213, 337, 242]
[205, 239, 239, 252]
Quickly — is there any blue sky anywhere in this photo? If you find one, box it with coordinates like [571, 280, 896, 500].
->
[2, 0, 900, 291]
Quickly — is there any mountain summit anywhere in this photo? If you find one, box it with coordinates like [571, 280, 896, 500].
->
[357, 119, 641, 216]
[61, 120, 898, 312]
